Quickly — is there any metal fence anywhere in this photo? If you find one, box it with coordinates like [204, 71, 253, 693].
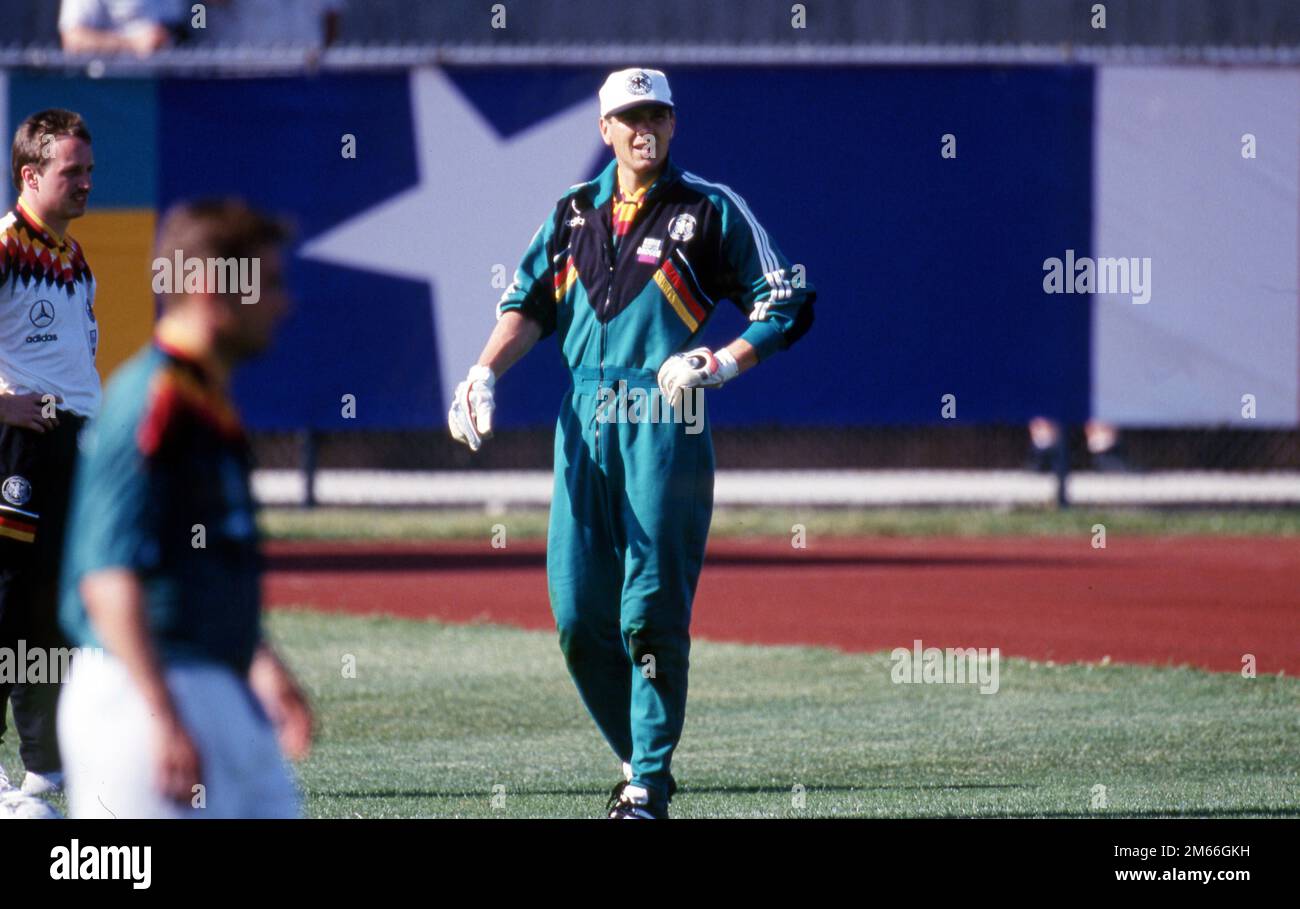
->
[247, 426, 1300, 509]
[251, 426, 1300, 472]
[5, 0, 1300, 54]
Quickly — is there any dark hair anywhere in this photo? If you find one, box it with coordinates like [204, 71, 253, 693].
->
[11, 108, 92, 192]
[153, 198, 292, 306]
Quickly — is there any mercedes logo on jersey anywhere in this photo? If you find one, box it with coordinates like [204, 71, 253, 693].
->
[29, 299, 55, 328]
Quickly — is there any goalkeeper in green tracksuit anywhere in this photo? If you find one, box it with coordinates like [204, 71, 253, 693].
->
[448, 68, 815, 818]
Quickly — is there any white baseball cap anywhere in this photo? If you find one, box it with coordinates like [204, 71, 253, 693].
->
[599, 68, 674, 118]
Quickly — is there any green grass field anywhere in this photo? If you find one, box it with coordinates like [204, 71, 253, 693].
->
[288, 611, 1300, 818]
[6, 609, 1298, 818]
[260, 506, 1300, 542]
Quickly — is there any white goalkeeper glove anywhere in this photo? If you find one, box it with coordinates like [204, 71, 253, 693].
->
[656, 346, 740, 410]
[448, 364, 496, 451]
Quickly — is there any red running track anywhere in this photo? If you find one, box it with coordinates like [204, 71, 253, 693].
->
[265, 536, 1300, 674]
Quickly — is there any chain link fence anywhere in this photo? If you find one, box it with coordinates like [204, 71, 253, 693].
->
[253, 426, 1300, 472]
[249, 426, 1300, 509]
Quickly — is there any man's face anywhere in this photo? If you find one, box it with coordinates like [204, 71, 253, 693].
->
[600, 104, 675, 178]
[222, 245, 291, 359]
[24, 136, 93, 225]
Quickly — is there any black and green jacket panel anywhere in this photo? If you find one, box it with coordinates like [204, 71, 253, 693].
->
[497, 155, 815, 373]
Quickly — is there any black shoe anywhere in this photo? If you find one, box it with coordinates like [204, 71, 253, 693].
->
[605, 778, 672, 819]
[605, 779, 630, 815]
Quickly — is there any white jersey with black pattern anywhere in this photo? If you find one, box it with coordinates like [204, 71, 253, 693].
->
[0, 205, 102, 419]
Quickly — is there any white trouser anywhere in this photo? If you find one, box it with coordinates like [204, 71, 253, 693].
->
[58, 653, 300, 819]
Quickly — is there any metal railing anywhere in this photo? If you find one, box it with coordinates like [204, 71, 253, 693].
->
[1, 42, 1299, 77]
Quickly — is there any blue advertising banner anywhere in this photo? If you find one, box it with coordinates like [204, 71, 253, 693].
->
[15, 65, 1095, 429]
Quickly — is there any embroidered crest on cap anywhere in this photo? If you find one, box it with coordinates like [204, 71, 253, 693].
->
[626, 71, 653, 95]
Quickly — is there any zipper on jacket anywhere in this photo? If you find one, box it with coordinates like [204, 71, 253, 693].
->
[597, 227, 616, 463]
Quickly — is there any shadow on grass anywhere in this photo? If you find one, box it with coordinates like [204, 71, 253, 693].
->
[320, 782, 1034, 800]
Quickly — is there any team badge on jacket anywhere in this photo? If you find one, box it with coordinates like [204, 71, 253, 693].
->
[636, 237, 663, 264]
[668, 213, 696, 242]
[2, 475, 32, 506]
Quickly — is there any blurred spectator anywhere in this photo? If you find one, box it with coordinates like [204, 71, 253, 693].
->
[59, 0, 188, 55]
[1027, 418, 1129, 472]
[195, 0, 344, 48]
[1026, 417, 1060, 472]
[1084, 419, 1129, 472]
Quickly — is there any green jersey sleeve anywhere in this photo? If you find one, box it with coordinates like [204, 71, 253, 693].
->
[715, 188, 816, 361]
[496, 207, 561, 339]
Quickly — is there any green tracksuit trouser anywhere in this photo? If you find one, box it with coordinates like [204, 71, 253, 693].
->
[547, 366, 714, 801]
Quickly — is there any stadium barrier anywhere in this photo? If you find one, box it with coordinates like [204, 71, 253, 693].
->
[1, 51, 1294, 508]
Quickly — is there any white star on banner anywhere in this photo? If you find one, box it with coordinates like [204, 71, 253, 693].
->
[301, 67, 600, 401]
